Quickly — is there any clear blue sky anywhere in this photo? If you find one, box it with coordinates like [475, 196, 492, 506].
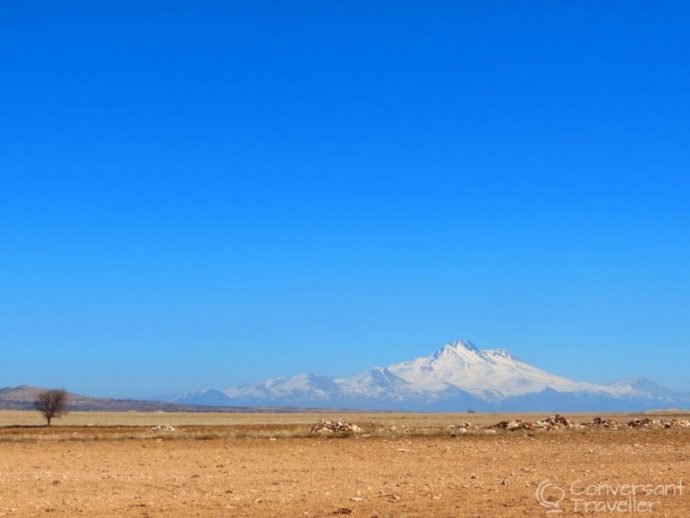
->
[1, 2, 689, 398]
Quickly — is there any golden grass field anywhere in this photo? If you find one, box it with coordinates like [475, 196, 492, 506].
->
[0, 410, 688, 517]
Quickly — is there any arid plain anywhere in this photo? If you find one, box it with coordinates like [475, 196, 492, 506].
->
[0, 411, 688, 517]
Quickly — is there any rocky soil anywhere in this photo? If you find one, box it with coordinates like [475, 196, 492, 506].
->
[0, 428, 688, 517]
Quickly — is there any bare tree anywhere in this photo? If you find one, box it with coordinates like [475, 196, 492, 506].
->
[34, 389, 68, 426]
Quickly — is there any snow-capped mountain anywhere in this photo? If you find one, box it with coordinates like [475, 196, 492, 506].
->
[171, 339, 690, 411]
[383, 341, 627, 399]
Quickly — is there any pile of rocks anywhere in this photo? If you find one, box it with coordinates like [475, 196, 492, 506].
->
[310, 420, 363, 434]
[627, 418, 656, 429]
[627, 418, 690, 430]
[666, 419, 690, 428]
[447, 422, 475, 435]
[534, 415, 577, 430]
[494, 419, 534, 431]
[584, 417, 622, 429]
[441, 414, 690, 436]
[493, 415, 577, 432]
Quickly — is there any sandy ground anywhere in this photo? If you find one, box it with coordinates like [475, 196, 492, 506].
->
[0, 424, 688, 517]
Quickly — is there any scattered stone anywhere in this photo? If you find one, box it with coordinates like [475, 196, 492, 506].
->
[452, 422, 473, 429]
[310, 420, 363, 434]
[150, 425, 176, 432]
[333, 508, 352, 515]
[447, 422, 474, 435]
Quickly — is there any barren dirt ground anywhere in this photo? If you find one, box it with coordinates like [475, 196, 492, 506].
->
[0, 412, 688, 517]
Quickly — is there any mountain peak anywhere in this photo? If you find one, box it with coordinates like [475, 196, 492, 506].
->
[452, 338, 479, 350]
[436, 339, 480, 357]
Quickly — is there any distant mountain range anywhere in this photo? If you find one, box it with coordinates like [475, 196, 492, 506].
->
[170, 339, 690, 412]
[0, 385, 304, 413]
[4, 340, 687, 413]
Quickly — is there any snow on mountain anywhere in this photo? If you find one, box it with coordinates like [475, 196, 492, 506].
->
[336, 367, 418, 400]
[171, 339, 689, 411]
[224, 374, 340, 403]
[608, 377, 688, 400]
[385, 339, 627, 400]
